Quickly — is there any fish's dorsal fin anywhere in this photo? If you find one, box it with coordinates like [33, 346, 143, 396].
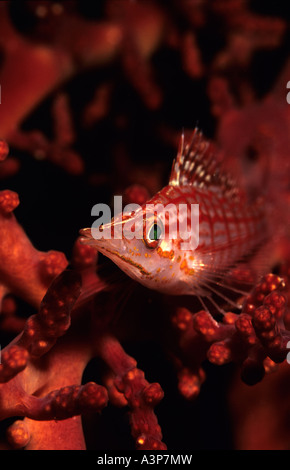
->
[169, 128, 240, 199]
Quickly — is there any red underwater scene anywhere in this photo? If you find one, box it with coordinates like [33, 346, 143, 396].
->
[0, 0, 290, 451]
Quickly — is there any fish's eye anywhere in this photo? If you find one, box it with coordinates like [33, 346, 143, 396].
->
[144, 221, 163, 249]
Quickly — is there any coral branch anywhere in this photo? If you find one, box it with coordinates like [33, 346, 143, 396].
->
[99, 335, 166, 450]
[0, 190, 68, 307]
[23, 382, 108, 421]
[0, 269, 81, 383]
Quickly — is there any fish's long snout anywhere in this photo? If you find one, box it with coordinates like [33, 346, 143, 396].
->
[79, 227, 92, 238]
[79, 226, 126, 255]
[79, 227, 98, 246]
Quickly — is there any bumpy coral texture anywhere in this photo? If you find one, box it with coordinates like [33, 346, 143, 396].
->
[0, 0, 290, 450]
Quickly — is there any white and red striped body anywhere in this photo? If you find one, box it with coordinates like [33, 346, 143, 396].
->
[80, 129, 268, 298]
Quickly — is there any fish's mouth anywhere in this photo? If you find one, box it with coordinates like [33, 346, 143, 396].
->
[79, 228, 152, 278]
[102, 246, 152, 278]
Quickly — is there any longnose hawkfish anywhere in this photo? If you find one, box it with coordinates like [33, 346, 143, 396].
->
[80, 128, 268, 312]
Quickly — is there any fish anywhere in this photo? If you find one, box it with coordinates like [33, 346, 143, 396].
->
[80, 129, 268, 310]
